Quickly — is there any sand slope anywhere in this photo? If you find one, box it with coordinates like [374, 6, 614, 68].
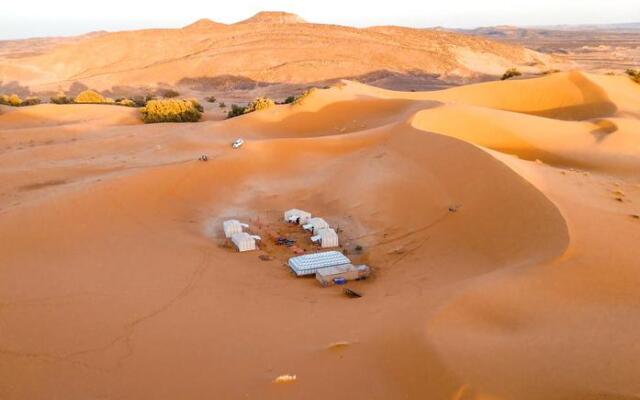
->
[0, 71, 639, 399]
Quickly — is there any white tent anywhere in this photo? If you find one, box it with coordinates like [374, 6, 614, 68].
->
[302, 217, 329, 234]
[284, 209, 312, 224]
[223, 219, 249, 238]
[231, 232, 260, 252]
[310, 228, 339, 248]
[288, 251, 351, 276]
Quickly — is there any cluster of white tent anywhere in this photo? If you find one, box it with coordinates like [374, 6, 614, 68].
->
[222, 219, 261, 252]
[284, 209, 339, 248]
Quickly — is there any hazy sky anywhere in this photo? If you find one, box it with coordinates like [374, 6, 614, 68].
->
[1, 0, 639, 39]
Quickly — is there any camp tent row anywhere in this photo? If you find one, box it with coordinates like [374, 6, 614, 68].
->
[284, 209, 339, 248]
[223, 219, 261, 252]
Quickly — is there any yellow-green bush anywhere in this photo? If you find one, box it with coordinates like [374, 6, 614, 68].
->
[187, 98, 204, 112]
[0, 94, 23, 106]
[292, 88, 316, 105]
[140, 99, 202, 123]
[74, 89, 107, 104]
[116, 98, 136, 107]
[244, 96, 275, 113]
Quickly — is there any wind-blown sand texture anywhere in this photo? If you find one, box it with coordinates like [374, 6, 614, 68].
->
[0, 71, 639, 399]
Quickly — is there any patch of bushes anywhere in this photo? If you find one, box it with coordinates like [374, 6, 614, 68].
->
[227, 104, 246, 118]
[0, 94, 23, 106]
[74, 89, 109, 104]
[162, 89, 180, 98]
[501, 68, 522, 80]
[50, 94, 73, 104]
[244, 96, 275, 113]
[21, 97, 42, 106]
[116, 98, 136, 107]
[140, 99, 202, 123]
[626, 69, 640, 83]
[283, 95, 296, 104]
[188, 98, 204, 112]
[205, 96, 217, 103]
[292, 88, 315, 105]
[219, 102, 226, 108]
[0, 94, 42, 107]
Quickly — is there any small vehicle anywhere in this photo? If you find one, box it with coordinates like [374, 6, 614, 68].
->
[232, 138, 244, 149]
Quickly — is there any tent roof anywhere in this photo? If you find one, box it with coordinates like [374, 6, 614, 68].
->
[288, 251, 350, 275]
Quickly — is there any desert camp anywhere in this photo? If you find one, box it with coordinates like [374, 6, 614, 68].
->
[1, 3, 640, 400]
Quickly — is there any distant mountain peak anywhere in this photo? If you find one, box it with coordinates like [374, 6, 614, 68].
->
[237, 11, 306, 25]
[183, 18, 225, 31]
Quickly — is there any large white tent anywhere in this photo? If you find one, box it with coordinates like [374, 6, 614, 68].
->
[288, 251, 351, 276]
[311, 228, 339, 248]
[302, 217, 329, 234]
[284, 209, 312, 224]
[223, 219, 249, 238]
[231, 232, 260, 252]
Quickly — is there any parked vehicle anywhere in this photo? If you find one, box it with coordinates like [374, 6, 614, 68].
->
[232, 138, 244, 149]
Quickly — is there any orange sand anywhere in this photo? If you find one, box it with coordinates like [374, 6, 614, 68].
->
[1, 71, 639, 399]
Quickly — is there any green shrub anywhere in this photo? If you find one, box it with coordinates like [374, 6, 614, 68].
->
[162, 89, 180, 98]
[0, 94, 20, 106]
[21, 97, 42, 106]
[292, 88, 315, 105]
[227, 104, 246, 118]
[626, 69, 640, 83]
[219, 102, 226, 108]
[188, 98, 204, 112]
[244, 96, 275, 113]
[50, 94, 73, 104]
[140, 99, 202, 123]
[205, 96, 216, 103]
[283, 95, 296, 104]
[74, 89, 107, 104]
[501, 68, 522, 80]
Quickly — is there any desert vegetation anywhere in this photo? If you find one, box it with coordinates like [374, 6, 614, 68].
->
[0, 94, 24, 106]
[204, 96, 217, 103]
[226, 96, 275, 119]
[626, 69, 640, 83]
[50, 94, 73, 104]
[292, 88, 315, 105]
[227, 104, 246, 118]
[188, 98, 204, 112]
[501, 68, 522, 80]
[74, 89, 112, 104]
[162, 89, 180, 98]
[116, 98, 136, 107]
[0, 94, 42, 107]
[245, 96, 275, 113]
[140, 99, 202, 123]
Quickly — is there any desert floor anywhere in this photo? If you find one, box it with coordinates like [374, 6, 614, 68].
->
[1, 71, 639, 400]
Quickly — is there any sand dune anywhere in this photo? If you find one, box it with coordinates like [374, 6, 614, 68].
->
[0, 71, 639, 399]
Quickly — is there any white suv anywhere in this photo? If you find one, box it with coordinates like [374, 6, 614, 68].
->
[232, 138, 244, 149]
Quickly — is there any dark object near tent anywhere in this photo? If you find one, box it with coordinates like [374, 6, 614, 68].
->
[276, 237, 296, 247]
[344, 288, 362, 298]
